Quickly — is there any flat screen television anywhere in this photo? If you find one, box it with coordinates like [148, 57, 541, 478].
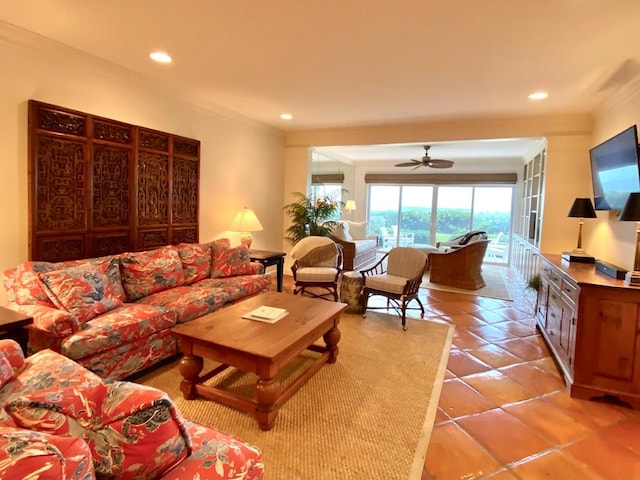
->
[590, 125, 640, 210]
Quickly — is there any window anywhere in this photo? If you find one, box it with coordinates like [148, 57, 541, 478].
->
[367, 183, 513, 264]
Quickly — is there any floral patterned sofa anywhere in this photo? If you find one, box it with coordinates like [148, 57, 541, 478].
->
[0, 338, 264, 480]
[2, 239, 271, 380]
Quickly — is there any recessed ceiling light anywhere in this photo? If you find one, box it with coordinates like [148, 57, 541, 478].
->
[149, 51, 172, 64]
[528, 91, 548, 100]
[280, 113, 293, 120]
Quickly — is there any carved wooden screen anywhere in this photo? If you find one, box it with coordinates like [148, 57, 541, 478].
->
[28, 100, 200, 261]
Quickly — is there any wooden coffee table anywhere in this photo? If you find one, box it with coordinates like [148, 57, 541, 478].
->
[171, 292, 347, 430]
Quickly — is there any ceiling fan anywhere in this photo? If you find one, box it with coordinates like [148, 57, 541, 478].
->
[395, 145, 454, 170]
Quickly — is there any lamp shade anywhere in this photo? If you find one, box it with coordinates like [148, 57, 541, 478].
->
[567, 198, 597, 218]
[229, 207, 264, 232]
[345, 200, 356, 211]
[618, 193, 640, 221]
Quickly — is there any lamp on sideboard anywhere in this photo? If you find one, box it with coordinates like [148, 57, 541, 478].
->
[617, 192, 640, 285]
[562, 197, 597, 263]
[229, 207, 263, 249]
[344, 200, 356, 212]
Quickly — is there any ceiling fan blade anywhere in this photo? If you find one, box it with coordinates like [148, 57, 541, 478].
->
[427, 160, 455, 169]
[411, 164, 424, 171]
[395, 160, 420, 167]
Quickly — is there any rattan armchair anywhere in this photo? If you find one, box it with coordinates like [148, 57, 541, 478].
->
[360, 247, 428, 330]
[291, 236, 343, 301]
[428, 239, 490, 290]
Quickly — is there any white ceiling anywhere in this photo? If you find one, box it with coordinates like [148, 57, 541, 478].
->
[2, 0, 639, 164]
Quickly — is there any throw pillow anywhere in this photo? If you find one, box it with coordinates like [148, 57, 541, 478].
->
[346, 221, 368, 240]
[120, 245, 186, 301]
[39, 258, 125, 324]
[211, 245, 253, 278]
[331, 221, 352, 241]
[177, 242, 212, 284]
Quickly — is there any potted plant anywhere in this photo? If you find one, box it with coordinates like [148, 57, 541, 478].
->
[283, 191, 343, 245]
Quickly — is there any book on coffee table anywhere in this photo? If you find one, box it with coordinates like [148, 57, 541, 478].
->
[242, 306, 289, 323]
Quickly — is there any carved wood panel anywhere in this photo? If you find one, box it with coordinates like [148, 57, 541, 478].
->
[28, 100, 200, 261]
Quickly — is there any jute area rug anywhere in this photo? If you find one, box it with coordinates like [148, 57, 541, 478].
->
[422, 264, 512, 301]
[136, 311, 453, 480]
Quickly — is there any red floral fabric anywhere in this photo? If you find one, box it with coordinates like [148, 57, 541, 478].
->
[0, 427, 95, 480]
[8, 302, 80, 337]
[211, 245, 253, 278]
[177, 242, 213, 284]
[60, 303, 176, 360]
[76, 330, 178, 380]
[136, 285, 229, 323]
[39, 257, 125, 324]
[0, 339, 25, 371]
[163, 420, 264, 480]
[6, 381, 191, 480]
[120, 246, 186, 301]
[0, 344, 264, 480]
[194, 275, 271, 302]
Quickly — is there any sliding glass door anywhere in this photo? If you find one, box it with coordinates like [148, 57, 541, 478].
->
[367, 184, 513, 264]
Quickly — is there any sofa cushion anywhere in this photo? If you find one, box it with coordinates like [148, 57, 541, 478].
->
[0, 428, 95, 480]
[345, 220, 368, 240]
[194, 274, 271, 302]
[120, 245, 186, 301]
[60, 303, 176, 360]
[177, 242, 212, 284]
[39, 258, 125, 324]
[6, 379, 190, 480]
[211, 245, 253, 278]
[137, 285, 229, 323]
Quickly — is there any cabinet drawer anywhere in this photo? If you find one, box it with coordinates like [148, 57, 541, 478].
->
[561, 278, 579, 305]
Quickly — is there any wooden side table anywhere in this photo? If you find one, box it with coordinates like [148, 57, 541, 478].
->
[0, 306, 33, 355]
[249, 250, 287, 292]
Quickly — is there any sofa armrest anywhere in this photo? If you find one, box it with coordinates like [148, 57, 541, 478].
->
[250, 261, 265, 274]
[330, 235, 356, 257]
[5, 302, 80, 337]
[0, 427, 95, 480]
[6, 378, 192, 480]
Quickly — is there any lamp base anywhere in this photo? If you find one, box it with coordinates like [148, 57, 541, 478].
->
[561, 251, 595, 263]
[240, 232, 253, 249]
[624, 271, 640, 286]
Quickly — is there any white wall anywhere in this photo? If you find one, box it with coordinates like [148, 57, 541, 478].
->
[0, 23, 284, 305]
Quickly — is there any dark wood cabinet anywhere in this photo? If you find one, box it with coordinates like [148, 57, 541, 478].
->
[28, 100, 200, 261]
[537, 254, 640, 409]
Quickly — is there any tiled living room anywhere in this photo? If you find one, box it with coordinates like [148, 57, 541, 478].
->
[2, 2, 640, 480]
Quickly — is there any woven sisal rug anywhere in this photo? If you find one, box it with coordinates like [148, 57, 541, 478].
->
[422, 265, 512, 301]
[136, 311, 453, 480]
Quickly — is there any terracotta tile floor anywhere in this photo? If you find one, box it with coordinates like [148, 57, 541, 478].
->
[279, 268, 640, 479]
[417, 268, 640, 480]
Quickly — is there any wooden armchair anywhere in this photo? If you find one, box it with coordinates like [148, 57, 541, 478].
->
[428, 239, 490, 290]
[360, 247, 428, 330]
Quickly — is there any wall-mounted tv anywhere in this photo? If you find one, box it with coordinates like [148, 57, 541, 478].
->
[590, 125, 640, 211]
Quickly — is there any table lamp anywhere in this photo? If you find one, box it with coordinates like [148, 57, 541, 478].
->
[229, 207, 263, 249]
[617, 192, 640, 285]
[562, 197, 597, 263]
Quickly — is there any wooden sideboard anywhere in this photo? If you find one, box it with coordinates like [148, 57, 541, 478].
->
[537, 254, 640, 409]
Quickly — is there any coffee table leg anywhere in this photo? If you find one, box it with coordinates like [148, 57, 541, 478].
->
[324, 326, 341, 363]
[255, 377, 280, 431]
[178, 354, 204, 400]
